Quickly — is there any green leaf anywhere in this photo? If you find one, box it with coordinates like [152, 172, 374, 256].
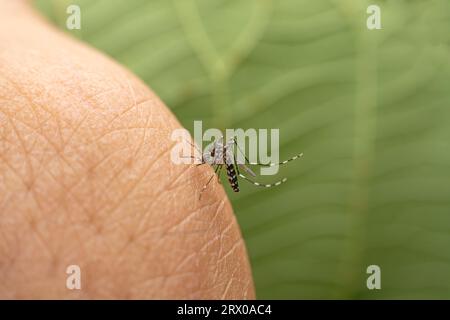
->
[35, 0, 450, 298]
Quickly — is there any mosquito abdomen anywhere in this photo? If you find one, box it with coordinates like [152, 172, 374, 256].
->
[226, 163, 240, 192]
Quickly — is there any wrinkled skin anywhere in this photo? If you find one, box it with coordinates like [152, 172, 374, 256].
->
[0, 0, 254, 299]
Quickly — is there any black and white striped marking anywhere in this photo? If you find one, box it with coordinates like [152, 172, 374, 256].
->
[247, 153, 303, 167]
[226, 162, 239, 192]
[238, 174, 288, 188]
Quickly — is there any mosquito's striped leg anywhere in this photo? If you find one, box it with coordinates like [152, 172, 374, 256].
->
[232, 137, 303, 167]
[248, 153, 303, 167]
[238, 173, 287, 188]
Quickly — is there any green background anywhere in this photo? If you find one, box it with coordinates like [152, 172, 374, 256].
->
[35, 0, 450, 299]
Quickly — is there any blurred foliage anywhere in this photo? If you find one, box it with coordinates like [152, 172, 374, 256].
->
[35, 0, 450, 298]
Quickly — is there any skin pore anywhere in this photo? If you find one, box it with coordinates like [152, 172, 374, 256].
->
[0, 0, 254, 299]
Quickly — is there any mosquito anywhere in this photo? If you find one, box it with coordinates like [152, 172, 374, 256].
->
[185, 137, 303, 198]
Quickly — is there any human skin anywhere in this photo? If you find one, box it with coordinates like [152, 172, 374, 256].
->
[0, 0, 254, 299]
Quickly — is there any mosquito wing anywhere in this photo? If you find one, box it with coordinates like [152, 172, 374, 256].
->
[239, 164, 256, 177]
